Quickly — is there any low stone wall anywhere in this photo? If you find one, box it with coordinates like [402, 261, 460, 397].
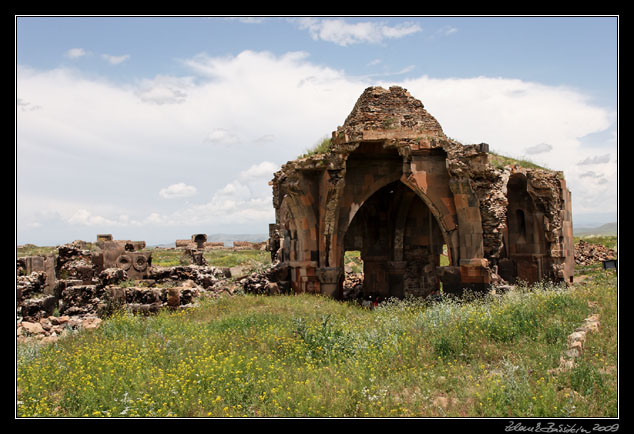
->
[574, 240, 617, 266]
[16, 241, 236, 334]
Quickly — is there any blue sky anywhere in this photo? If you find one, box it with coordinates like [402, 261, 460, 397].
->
[16, 16, 618, 245]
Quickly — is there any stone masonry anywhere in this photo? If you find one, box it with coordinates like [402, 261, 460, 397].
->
[267, 86, 574, 299]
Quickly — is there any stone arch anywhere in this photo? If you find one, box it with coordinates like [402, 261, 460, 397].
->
[342, 180, 448, 298]
[278, 194, 321, 294]
[341, 178, 455, 266]
[504, 172, 547, 284]
[278, 194, 318, 264]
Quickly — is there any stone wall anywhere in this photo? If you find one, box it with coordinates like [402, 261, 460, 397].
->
[16, 240, 233, 328]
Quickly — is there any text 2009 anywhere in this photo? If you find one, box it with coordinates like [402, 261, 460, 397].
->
[593, 425, 619, 432]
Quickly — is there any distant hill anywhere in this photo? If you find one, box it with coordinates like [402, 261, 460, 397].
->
[574, 222, 617, 237]
[206, 233, 269, 245]
[149, 233, 269, 248]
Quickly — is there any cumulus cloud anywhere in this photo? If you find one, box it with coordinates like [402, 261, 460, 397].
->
[578, 154, 610, 165]
[254, 134, 275, 143]
[136, 75, 194, 104]
[65, 48, 86, 59]
[437, 26, 458, 36]
[17, 98, 41, 111]
[239, 161, 279, 180]
[159, 183, 197, 199]
[525, 143, 553, 154]
[102, 54, 130, 65]
[16, 49, 616, 244]
[579, 171, 604, 179]
[579, 171, 609, 185]
[68, 209, 116, 226]
[399, 76, 613, 164]
[203, 128, 240, 145]
[150, 161, 280, 227]
[295, 18, 421, 46]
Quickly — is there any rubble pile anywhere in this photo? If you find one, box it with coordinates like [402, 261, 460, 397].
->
[16, 271, 47, 301]
[239, 262, 294, 295]
[342, 272, 363, 300]
[239, 264, 278, 295]
[574, 240, 617, 266]
[56, 241, 93, 279]
[149, 265, 230, 289]
[17, 315, 103, 344]
[59, 284, 103, 317]
[16, 242, 241, 343]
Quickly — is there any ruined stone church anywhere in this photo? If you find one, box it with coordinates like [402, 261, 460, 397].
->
[267, 86, 574, 299]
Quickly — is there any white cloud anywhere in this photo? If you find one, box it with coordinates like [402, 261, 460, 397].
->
[65, 48, 86, 59]
[136, 75, 194, 104]
[17, 98, 41, 111]
[296, 18, 421, 46]
[102, 54, 130, 65]
[149, 162, 279, 227]
[437, 26, 458, 36]
[525, 143, 552, 154]
[399, 76, 612, 158]
[578, 154, 610, 165]
[579, 171, 604, 179]
[159, 183, 197, 199]
[68, 209, 116, 226]
[254, 134, 275, 143]
[239, 161, 279, 180]
[203, 128, 240, 145]
[16, 50, 616, 244]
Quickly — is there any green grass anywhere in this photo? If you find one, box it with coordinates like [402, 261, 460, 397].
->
[573, 235, 617, 251]
[298, 136, 333, 159]
[204, 250, 270, 269]
[147, 248, 270, 270]
[344, 251, 363, 273]
[18, 243, 102, 257]
[17, 245, 60, 257]
[488, 151, 551, 171]
[16, 262, 617, 418]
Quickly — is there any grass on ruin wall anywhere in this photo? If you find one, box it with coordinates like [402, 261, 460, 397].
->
[298, 136, 333, 159]
[487, 150, 551, 171]
[16, 259, 617, 418]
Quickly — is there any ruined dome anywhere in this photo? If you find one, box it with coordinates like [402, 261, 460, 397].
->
[333, 86, 447, 145]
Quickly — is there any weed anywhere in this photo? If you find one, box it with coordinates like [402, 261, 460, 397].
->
[16, 268, 617, 418]
[298, 136, 333, 159]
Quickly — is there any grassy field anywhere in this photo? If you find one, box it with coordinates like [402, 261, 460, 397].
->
[148, 248, 271, 270]
[16, 256, 617, 418]
[573, 235, 618, 251]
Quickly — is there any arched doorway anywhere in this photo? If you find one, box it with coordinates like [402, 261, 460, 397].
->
[342, 181, 446, 300]
[504, 173, 547, 284]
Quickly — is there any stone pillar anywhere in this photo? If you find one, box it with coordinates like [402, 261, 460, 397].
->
[316, 267, 342, 298]
[459, 258, 491, 285]
[23, 255, 57, 294]
[387, 261, 407, 298]
[449, 178, 485, 261]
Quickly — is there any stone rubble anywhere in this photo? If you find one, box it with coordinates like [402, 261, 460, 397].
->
[238, 263, 281, 295]
[548, 313, 600, 374]
[574, 240, 617, 266]
[342, 272, 364, 301]
[16, 241, 241, 344]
